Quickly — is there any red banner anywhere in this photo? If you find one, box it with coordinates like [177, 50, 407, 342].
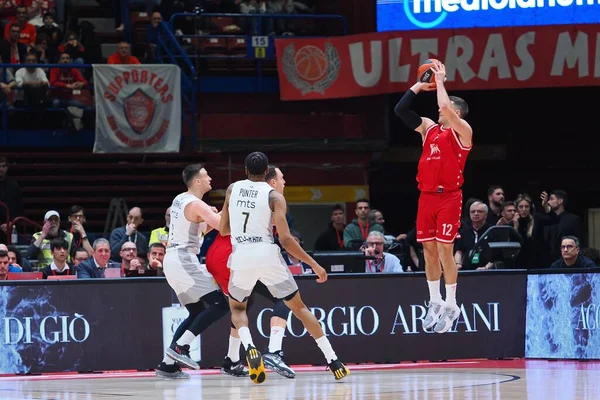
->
[275, 25, 600, 101]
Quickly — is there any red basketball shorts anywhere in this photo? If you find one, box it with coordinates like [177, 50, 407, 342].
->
[205, 235, 232, 295]
[416, 189, 462, 243]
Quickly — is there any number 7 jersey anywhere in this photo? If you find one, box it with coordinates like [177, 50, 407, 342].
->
[228, 179, 275, 248]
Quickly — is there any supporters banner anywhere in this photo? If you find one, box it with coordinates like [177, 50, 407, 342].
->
[526, 273, 600, 359]
[93, 65, 181, 153]
[200, 272, 527, 366]
[275, 24, 600, 101]
[0, 279, 173, 374]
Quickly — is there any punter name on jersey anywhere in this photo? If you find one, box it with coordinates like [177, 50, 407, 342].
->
[234, 187, 263, 244]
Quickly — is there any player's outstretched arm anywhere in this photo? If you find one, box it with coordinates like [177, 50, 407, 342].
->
[271, 191, 327, 283]
[218, 184, 233, 236]
[432, 62, 473, 146]
[394, 82, 436, 138]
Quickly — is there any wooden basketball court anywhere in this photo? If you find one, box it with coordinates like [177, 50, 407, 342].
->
[0, 360, 597, 399]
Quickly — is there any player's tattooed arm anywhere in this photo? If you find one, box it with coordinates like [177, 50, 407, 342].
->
[218, 184, 234, 236]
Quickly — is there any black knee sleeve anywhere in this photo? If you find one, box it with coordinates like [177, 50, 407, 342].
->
[185, 299, 206, 316]
[272, 299, 290, 319]
[282, 289, 298, 302]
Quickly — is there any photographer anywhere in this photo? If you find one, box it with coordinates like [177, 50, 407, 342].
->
[362, 231, 404, 273]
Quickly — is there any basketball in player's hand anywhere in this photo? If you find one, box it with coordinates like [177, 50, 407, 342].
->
[418, 59, 440, 89]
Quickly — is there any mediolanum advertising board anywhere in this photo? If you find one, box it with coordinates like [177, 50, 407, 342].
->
[377, 0, 600, 31]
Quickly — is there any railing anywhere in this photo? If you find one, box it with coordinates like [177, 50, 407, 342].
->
[0, 63, 94, 147]
[0, 62, 196, 150]
[162, 12, 346, 92]
[152, 21, 198, 146]
[7, 217, 42, 246]
[168, 12, 349, 39]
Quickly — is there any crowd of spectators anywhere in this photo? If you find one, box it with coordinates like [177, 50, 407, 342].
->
[1, 155, 598, 282]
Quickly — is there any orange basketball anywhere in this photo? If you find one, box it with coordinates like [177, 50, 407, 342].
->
[417, 59, 439, 88]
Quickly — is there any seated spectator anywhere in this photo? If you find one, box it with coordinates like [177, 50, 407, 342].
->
[72, 247, 89, 267]
[7, 244, 32, 271]
[120, 242, 144, 274]
[0, 24, 28, 65]
[49, 52, 87, 132]
[454, 201, 493, 270]
[107, 42, 140, 65]
[57, 31, 84, 64]
[0, 56, 16, 99]
[550, 236, 597, 269]
[15, 52, 49, 108]
[109, 207, 149, 261]
[40, 238, 75, 278]
[0, 244, 22, 273]
[66, 205, 94, 258]
[36, 13, 62, 49]
[240, 0, 266, 36]
[343, 199, 384, 250]
[0, 1, 19, 23]
[149, 207, 170, 245]
[313, 204, 346, 251]
[32, 33, 58, 65]
[362, 231, 403, 273]
[4, 5, 37, 45]
[25, 0, 57, 27]
[77, 238, 120, 279]
[0, 249, 14, 280]
[28, 210, 73, 268]
[147, 242, 165, 275]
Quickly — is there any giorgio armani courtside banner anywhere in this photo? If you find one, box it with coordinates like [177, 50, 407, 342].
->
[200, 272, 527, 367]
[275, 25, 600, 101]
[0, 280, 172, 374]
[526, 272, 600, 359]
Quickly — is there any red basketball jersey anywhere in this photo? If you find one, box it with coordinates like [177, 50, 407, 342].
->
[417, 124, 472, 192]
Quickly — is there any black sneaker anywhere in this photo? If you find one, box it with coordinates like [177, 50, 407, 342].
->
[246, 345, 267, 384]
[221, 357, 249, 377]
[263, 350, 295, 379]
[328, 359, 350, 381]
[155, 362, 190, 379]
[166, 343, 200, 370]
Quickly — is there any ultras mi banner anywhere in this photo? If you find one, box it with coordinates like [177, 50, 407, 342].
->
[275, 24, 600, 100]
[93, 65, 181, 153]
[199, 273, 527, 367]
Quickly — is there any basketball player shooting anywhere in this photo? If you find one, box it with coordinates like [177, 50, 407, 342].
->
[219, 151, 350, 384]
[394, 61, 473, 333]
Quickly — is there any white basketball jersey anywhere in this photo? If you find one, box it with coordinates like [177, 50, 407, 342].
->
[228, 179, 274, 247]
[168, 192, 207, 254]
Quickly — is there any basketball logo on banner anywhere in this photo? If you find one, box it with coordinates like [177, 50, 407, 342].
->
[282, 43, 340, 95]
[93, 65, 181, 153]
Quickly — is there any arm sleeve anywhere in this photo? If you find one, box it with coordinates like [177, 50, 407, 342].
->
[394, 90, 422, 130]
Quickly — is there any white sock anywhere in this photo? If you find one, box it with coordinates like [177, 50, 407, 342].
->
[227, 335, 241, 362]
[268, 326, 285, 353]
[238, 327, 254, 350]
[445, 283, 457, 306]
[315, 336, 337, 363]
[175, 330, 196, 347]
[162, 355, 175, 365]
[427, 279, 443, 303]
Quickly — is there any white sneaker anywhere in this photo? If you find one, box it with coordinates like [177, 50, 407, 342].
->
[423, 300, 445, 330]
[434, 303, 461, 334]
